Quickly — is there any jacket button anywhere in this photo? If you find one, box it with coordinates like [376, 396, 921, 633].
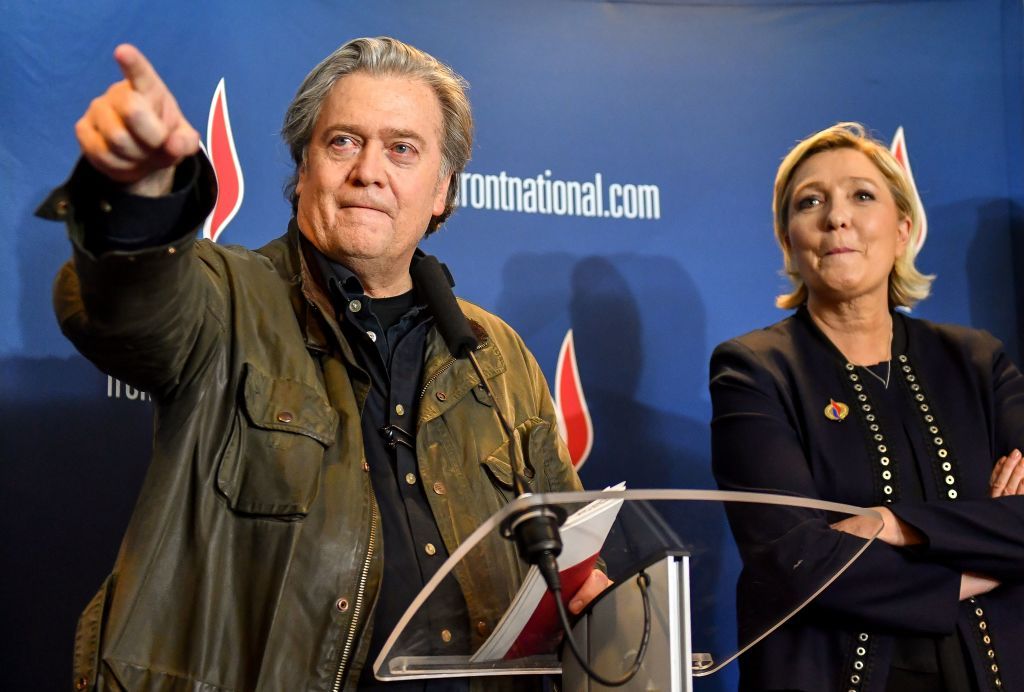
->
[336, 598, 350, 612]
[405, 473, 417, 485]
[424, 543, 436, 556]
[433, 481, 446, 495]
[476, 620, 489, 636]
[75, 676, 89, 690]
[436, 391, 447, 402]
[440, 629, 452, 643]
[395, 404, 405, 416]
[277, 411, 294, 423]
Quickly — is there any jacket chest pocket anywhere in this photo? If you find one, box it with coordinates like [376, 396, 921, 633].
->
[217, 363, 339, 518]
[481, 416, 557, 501]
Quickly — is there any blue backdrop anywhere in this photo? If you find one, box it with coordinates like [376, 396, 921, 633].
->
[2, 1, 1022, 689]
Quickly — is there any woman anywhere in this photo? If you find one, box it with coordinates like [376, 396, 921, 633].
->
[710, 122, 1024, 692]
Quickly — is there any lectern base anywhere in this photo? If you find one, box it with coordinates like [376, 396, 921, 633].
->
[562, 553, 693, 692]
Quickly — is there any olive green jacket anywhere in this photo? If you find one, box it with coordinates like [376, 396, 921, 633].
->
[49, 181, 582, 691]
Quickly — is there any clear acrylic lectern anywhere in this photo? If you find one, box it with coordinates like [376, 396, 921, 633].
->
[373, 489, 882, 691]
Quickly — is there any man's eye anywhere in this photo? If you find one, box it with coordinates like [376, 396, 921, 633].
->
[392, 143, 414, 155]
[330, 135, 354, 147]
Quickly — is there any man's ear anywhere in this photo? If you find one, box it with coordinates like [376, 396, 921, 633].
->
[432, 173, 452, 217]
[295, 163, 306, 198]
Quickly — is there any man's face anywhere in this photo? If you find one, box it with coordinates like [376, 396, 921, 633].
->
[295, 72, 449, 294]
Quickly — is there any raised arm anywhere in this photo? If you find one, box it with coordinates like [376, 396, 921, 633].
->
[52, 45, 220, 399]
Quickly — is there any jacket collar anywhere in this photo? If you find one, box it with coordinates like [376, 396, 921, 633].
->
[794, 305, 909, 362]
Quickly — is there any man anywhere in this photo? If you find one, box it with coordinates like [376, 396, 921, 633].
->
[42, 37, 608, 691]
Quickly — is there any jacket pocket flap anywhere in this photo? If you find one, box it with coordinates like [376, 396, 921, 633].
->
[243, 363, 338, 444]
[481, 418, 548, 490]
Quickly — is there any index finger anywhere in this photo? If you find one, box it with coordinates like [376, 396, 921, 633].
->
[113, 43, 164, 95]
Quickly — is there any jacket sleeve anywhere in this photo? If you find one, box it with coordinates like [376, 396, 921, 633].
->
[49, 154, 222, 399]
[886, 335, 1024, 581]
[710, 338, 962, 634]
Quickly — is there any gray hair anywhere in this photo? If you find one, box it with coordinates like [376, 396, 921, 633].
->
[281, 36, 473, 235]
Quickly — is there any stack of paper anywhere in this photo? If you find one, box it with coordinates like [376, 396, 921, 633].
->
[469, 483, 626, 662]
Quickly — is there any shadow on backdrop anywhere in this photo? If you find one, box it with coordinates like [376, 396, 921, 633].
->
[964, 199, 1023, 362]
[497, 252, 735, 691]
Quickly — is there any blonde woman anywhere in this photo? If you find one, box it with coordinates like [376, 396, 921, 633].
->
[711, 123, 1024, 692]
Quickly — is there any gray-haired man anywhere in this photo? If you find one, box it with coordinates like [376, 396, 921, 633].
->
[45, 37, 608, 691]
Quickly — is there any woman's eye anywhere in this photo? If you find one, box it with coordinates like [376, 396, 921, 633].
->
[796, 196, 821, 210]
[855, 190, 875, 201]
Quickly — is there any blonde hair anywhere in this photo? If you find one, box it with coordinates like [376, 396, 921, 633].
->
[772, 122, 933, 309]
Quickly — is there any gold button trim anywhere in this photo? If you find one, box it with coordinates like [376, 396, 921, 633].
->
[424, 543, 436, 556]
[405, 473, 416, 485]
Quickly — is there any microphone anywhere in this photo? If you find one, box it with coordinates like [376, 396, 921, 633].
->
[410, 256, 478, 358]
[412, 254, 565, 570]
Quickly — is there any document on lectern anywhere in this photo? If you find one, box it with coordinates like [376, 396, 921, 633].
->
[469, 482, 626, 662]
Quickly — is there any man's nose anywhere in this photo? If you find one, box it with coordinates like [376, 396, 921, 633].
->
[349, 146, 386, 187]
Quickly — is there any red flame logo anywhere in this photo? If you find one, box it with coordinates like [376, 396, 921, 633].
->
[554, 329, 593, 468]
[202, 78, 244, 242]
[889, 126, 927, 253]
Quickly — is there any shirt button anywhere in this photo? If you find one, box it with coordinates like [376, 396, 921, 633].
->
[395, 404, 405, 416]
[476, 620, 489, 636]
[99, 199, 113, 213]
[349, 299, 362, 313]
[366, 330, 377, 342]
[440, 629, 452, 643]
[405, 473, 416, 485]
[361, 461, 369, 473]
[424, 543, 437, 556]
[436, 391, 447, 402]
[433, 481, 446, 495]
[74, 677, 89, 691]
[336, 597, 350, 612]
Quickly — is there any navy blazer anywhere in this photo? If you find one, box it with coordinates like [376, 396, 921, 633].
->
[710, 308, 1024, 692]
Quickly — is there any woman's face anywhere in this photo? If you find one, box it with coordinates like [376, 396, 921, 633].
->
[785, 147, 910, 307]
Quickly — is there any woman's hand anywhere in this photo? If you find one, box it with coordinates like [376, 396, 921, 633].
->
[960, 572, 1000, 600]
[990, 448, 1024, 497]
[831, 506, 924, 547]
